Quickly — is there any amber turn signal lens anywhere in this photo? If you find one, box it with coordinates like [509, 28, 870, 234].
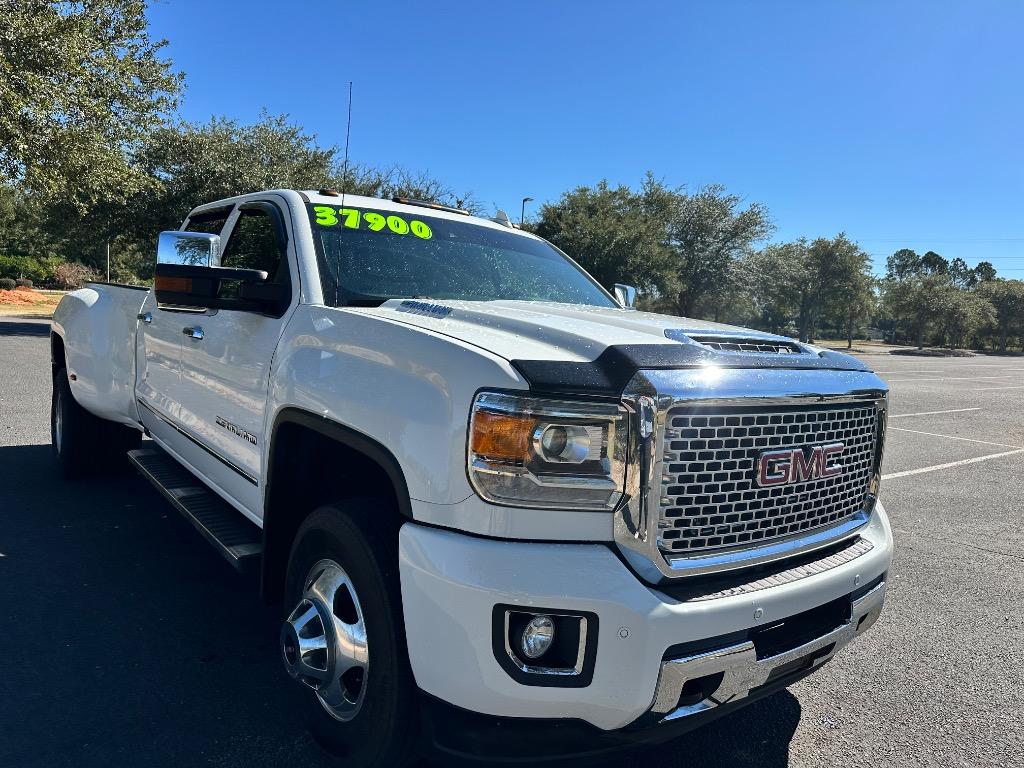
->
[155, 275, 192, 293]
[470, 411, 535, 462]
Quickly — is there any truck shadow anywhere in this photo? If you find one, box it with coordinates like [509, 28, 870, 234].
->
[0, 442, 799, 768]
[0, 319, 51, 337]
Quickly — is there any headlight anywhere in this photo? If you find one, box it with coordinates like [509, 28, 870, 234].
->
[467, 391, 627, 510]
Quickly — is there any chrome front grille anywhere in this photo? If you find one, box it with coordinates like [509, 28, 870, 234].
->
[658, 402, 878, 556]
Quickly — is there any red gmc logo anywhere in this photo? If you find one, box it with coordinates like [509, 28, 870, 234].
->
[757, 443, 845, 486]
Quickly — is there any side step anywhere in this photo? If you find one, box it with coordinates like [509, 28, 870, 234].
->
[128, 446, 263, 572]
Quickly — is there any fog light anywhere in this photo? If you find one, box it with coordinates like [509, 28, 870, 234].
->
[520, 615, 555, 659]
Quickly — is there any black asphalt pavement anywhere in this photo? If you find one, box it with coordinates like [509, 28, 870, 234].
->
[2, 317, 1022, 767]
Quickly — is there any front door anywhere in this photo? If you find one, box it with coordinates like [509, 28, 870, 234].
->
[136, 207, 232, 458]
[174, 197, 297, 520]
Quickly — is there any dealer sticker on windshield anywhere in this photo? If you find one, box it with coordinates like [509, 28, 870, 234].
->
[312, 206, 433, 239]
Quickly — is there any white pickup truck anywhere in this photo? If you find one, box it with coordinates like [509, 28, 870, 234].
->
[51, 190, 892, 766]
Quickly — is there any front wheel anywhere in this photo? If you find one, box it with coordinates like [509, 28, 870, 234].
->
[281, 503, 419, 767]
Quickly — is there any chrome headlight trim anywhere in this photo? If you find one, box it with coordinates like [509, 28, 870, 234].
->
[467, 390, 628, 511]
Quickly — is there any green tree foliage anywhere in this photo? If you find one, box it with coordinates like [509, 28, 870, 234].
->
[885, 248, 921, 281]
[881, 274, 946, 349]
[973, 261, 997, 283]
[532, 175, 675, 295]
[667, 185, 773, 318]
[936, 288, 995, 349]
[335, 164, 481, 215]
[919, 250, 949, 275]
[743, 241, 808, 334]
[976, 279, 1024, 352]
[0, 0, 183, 210]
[28, 113, 477, 278]
[124, 114, 338, 240]
[745, 235, 873, 345]
[880, 247, 1006, 350]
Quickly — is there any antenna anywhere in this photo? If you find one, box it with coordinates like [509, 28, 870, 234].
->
[336, 81, 353, 307]
[340, 81, 353, 208]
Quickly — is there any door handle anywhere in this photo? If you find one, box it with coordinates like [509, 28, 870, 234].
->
[138, 312, 153, 324]
[182, 326, 204, 340]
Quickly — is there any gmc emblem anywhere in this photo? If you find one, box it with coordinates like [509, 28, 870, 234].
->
[757, 443, 844, 486]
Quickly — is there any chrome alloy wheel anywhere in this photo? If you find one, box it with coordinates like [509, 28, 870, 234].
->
[281, 559, 369, 722]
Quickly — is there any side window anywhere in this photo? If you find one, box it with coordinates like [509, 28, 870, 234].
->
[184, 208, 230, 236]
[218, 208, 290, 297]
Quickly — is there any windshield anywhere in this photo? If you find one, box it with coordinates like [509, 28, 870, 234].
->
[307, 204, 616, 308]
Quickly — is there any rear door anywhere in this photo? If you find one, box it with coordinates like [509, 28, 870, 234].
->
[173, 197, 298, 519]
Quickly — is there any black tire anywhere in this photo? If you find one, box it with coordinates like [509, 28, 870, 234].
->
[284, 502, 420, 768]
[51, 367, 141, 479]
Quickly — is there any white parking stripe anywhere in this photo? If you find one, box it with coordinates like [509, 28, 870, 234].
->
[886, 376, 1014, 383]
[889, 408, 981, 419]
[883, 449, 1024, 480]
[971, 385, 1024, 392]
[887, 426, 1023, 449]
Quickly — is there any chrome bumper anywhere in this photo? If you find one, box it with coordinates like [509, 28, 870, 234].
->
[649, 580, 886, 722]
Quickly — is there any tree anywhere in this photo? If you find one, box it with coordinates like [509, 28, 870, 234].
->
[743, 241, 808, 334]
[949, 257, 976, 288]
[881, 273, 954, 349]
[532, 174, 676, 295]
[919, 250, 949, 275]
[744, 235, 874, 345]
[0, 0, 182, 210]
[936, 289, 994, 349]
[335, 164, 481, 215]
[886, 248, 921, 281]
[63, 114, 476, 276]
[668, 185, 773, 318]
[125, 114, 338, 239]
[973, 261, 997, 283]
[976, 280, 1024, 352]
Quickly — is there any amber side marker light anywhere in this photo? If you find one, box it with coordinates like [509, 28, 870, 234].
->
[470, 411, 535, 463]
[392, 197, 470, 216]
[154, 275, 192, 293]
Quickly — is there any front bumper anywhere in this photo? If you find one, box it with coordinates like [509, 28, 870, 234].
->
[398, 502, 892, 734]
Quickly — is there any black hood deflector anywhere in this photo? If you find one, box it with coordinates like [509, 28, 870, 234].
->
[511, 344, 871, 398]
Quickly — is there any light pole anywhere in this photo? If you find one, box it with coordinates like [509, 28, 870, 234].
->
[520, 197, 533, 227]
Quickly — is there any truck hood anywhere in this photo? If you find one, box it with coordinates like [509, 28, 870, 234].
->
[354, 299, 870, 395]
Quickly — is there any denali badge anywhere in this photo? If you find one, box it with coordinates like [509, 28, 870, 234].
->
[216, 415, 258, 446]
[756, 443, 844, 486]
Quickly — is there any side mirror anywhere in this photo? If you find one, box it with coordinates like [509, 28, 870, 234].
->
[154, 230, 284, 314]
[613, 283, 638, 309]
[157, 231, 220, 267]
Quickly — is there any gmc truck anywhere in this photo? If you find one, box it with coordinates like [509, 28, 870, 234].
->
[50, 190, 892, 766]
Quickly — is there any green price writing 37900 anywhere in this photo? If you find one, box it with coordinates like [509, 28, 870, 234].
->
[313, 206, 433, 239]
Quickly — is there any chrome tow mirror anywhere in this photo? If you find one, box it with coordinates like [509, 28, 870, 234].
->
[614, 283, 638, 309]
[157, 231, 221, 267]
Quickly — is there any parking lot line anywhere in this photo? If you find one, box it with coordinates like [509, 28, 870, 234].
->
[885, 375, 1015, 383]
[888, 408, 981, 419]
[971, 385, 1024, 392]
[886, 426, 1023, 449]
[882, 449, 1024, 480]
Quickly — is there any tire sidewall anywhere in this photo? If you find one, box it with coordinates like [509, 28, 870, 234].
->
[284, 504, 418, 766]
[51, 369, 83, 477]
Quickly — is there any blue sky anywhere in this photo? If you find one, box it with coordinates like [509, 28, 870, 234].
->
[148, 1, 1024, 276]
